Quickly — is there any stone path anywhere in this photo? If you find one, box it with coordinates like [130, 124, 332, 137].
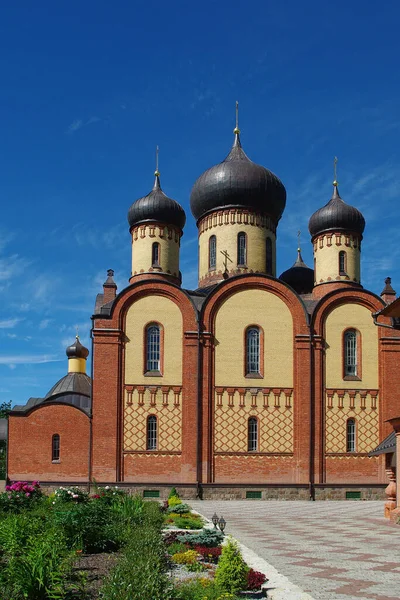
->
[190, 500, 400, 600]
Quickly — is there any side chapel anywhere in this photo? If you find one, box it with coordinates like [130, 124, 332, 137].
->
[7, 119, 400, 499]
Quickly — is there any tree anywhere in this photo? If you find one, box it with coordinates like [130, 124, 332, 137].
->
[0, 401, 11, 419]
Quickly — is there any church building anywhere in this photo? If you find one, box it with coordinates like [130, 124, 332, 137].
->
[7, 122, 400, 500]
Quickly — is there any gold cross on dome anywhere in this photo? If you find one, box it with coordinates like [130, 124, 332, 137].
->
[333, 156, 338, 185]
[297, 229, 301, 251]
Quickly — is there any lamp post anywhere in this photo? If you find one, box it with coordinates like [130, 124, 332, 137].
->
[212, 512, 219, 528]
[218, 516, 226, 534]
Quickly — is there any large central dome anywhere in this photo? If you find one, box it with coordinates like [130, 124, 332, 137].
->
[190, 132, 286, 223]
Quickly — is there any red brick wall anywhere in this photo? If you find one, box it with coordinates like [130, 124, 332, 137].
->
[8, 404, 89, 482]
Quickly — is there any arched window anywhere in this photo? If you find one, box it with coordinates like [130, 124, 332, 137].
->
[339, 251, 346, 275]
[146, 324, 161, 372]
[246, 327, 260, 375]
[52, 434, 60, 462]
[237, 232, 247, 266]
[152, 242, 160, 267]
[209, 235, 216, 269]
[147, 415, 157, 450]
[344, 329, 357, 377]
[248, 417, 258, 452]
[266, 238, 273, 275]
[346, 418, 356, 452]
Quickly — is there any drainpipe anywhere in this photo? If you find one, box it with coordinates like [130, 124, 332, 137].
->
[87, 318, 94, 492]
[309, 324, 315, 501]
[372, 313, 398, 330]
[196, 321, 203, 499]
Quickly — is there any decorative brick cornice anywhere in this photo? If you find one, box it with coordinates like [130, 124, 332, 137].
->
[214, 387, 293, 410]
[198, 209, 277, 235]
[130, 222, 182, 243]
[312, 231, 362, 250]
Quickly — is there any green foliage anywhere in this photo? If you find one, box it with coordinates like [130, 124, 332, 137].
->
[214, 538, 248, 595]
[0, 522, 73, 600]
[168, 494, 182, 507]
[53, 486, 89, 504]
[171, 549, 199, 565]
[173, 514, 204, 530]
[100, 503, 172, 600]
[168, 486, 179, 499]
[91, 485, 127, 504]
[167, 502, 191, 514]
[0, 400, 11, 418]
[172, 579, 239, 600]
[0, 481, 44, 514]
[177, 528, 224, 548]
[167, 541, 187, 555]
[54, 500, 126, 553]
[111, 493, 144, 525]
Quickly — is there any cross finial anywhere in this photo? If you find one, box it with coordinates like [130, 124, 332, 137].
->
[75, 326, 79, 340]
[297, 229, 301, 252]
[233, 100, 240, 135]
[154, 145, 160, 177]
[333, 156, 338, 186]
[220, 249, 233, 272]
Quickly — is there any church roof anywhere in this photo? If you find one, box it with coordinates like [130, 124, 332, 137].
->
[45, 372, 91, 400]
[369, 431, 396, 456]
[190, 132, 286, 223]
[0, 418, 7, 441]
[279, 249, 314, 295]
[309, 184, 365, 238]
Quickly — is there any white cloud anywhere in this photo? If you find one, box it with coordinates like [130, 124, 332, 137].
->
[0, 355, 62, 365]
[0, 318, 22, 329]
[39, 319, 52, 330]
[67, 119, 83, 134]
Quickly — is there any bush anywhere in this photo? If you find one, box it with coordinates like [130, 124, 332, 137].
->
[0, 481, 43, 513]
[247, 568, 267, 590]
[167, 541, 187, 555]
[173, 579, 238, 600]
[171, 549, 199, 565]
[177, 528, 224, 548]
[168, 487, 179, 499]
[91, 485, 127, 505]
[53, 486, 89, 504]
[194, 545, 222, 563]
[168, 494, 182, 507]
[214, 538, 248, 595]
[167, 502, 191, 514]
[173, 515, 204, 530]
[111, 493, 144, 526]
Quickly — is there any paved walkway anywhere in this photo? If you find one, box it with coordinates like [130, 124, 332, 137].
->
[190, 500, 400, 600]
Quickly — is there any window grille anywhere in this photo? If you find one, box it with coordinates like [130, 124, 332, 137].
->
[209, 236, 216, 269]
[52, 434, 60, 461]
[246, 327, 260, 374]
[339, 251, 346, 274]
[248, 417, 258, 451]
[237, 232, 246, 266]
[266, 238, 273, 275]
[147, 415, 157, 450]
[152, 242, 160, 266]
[346, 418, 356, 452]
[146, 325, 160, 371]
[344, 330, 357, 376]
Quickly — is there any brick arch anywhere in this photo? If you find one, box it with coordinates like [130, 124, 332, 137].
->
[201, 274, 309, 334]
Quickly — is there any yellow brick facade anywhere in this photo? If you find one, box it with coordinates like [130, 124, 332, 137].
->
[130, 223, 181, 279]
[313, 232, 361, 285]
[124, 295, 183, 386]
[214, 288, 293, 387]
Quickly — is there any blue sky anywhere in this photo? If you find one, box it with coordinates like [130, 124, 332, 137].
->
[1, 1, 400, 405]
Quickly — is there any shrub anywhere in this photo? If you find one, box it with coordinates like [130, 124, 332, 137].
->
[0, 481, 43, 513]
[171, 549, 199, 565]
[53, 486, 89, 504]
[166, 541, 187, 555]
[92, 485, 127, 505]
[163, 530, 181, 545]
[246, 568, 267, 590]
[194, 545, 222, 562]
[167, 502, 191, 514]
[111, 493, 144, 526]
[168, 494, 182, 507]
[173, 515, 204, 530]
[177, 528, 224, 548]
[168, 487, 179, 499]
[173, 579, 237, 600]
[214, 537, 248, 594]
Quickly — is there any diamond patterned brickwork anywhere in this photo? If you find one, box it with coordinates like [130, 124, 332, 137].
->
[214, 388, 293, 453]
[325, 390, 379, 453]
[124, 387, 181, 452]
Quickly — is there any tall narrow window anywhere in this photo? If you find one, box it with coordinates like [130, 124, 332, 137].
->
[209, 235, 216, 269]
[344, 329, 357, 376]
[346, 418, 356, 452]
[52, 434, 60, 462]
[248, 417, 258, 452]
[237, 232, 247, 266]
[266, 238, 273, 275]
[152, 242, 160, 266]
[147, 415, 157, 450]
[339, 251, 346, 275]
[146, 324, 161, 372]
[246, 327, 260, 375]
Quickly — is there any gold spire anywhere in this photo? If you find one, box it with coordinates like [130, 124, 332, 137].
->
[154, 145, 160, 177]
[233, 100, 240, 135]
[333, 156, 338, 186]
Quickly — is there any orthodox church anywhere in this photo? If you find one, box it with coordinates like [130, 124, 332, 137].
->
[7, 119, 400, 500]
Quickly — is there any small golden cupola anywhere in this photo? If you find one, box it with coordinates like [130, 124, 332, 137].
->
[190, 103, 286, 288]
[127, 148, 186, 286]
[308, 159, 365, 289]
[66, 336, 89, 374]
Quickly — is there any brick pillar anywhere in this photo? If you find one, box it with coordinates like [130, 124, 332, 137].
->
[181, 331, 200, 483]
[294, 334, 313, 486]
[387, 418, 400, 522]
[91, 327, 123, 482]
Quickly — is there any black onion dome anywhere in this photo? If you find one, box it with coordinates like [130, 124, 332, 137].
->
[190, 133, 286, 222]
[279, 249, 314, 295]
[127, 174, 186, 229]
[309, 185, 365, 239]
[66, 336, 89, 360]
